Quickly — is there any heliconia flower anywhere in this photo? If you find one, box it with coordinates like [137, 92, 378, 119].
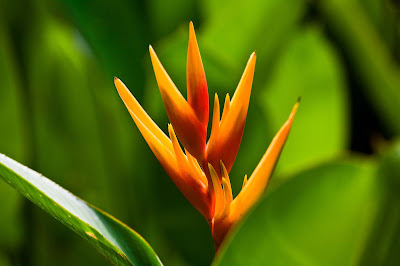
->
[114, 22, 299, 251]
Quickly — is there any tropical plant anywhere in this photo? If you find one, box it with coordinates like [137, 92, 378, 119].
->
[1, 0, 400, 265]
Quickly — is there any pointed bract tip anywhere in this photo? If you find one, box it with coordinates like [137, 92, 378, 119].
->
[247, 52, 257, 65]
[242, 175, 248, 189]
[208, 163, 220, 182]
[220, 161, 230, 182]
[189, 22, 196, 38]
[114, 77, 124, 92]
[219, 160, 228, 175]
[290, 100, 300, 119]
[208, 163, 214, 173]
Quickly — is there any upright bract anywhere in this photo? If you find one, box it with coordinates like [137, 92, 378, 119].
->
[114, 22, 299, 251]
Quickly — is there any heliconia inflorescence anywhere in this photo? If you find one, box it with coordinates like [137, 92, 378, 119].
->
[114, 22, 299, 251]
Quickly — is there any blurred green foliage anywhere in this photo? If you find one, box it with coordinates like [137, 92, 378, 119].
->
[0, 0, 400, 265]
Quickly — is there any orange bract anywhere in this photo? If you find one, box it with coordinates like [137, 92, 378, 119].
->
[114, 21, 299, 251]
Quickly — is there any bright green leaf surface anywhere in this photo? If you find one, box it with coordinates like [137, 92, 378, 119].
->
[259, 27, 348, 176]
[202, 0, 306, 70]
[0, 154, 162, 266]
[215, 159, 381, 266]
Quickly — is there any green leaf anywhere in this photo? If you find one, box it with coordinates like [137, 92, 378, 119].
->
[359, 140, 400, 266]
[255, 27, 348, 176]
[0, 154, 162, 266]
[215, 159, 381, 266]
[201, 0, 307, 69]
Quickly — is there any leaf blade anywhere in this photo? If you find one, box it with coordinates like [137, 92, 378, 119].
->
[214, 159, 381, 266]
[0, 154, 162, 266]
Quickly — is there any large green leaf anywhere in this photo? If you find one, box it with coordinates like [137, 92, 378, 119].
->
[359, 140, 400, 266]
[255, 27, 348, 176]
[214, 159, 381, 265]
[0, 154, 162, 266]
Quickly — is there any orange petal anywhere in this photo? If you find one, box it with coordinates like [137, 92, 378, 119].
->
[116, 78, 211, 220]
[212, 163, 234, 251]
[149, 45, 206, 160]
[220, 93, 230, 124]
[114, 77, 178, 180]
[209, 164, 224, 220]
[242, 175, 248, 189]
[168, 124, 191, 177]
[186, 149, 207, 186]
[115, 77, 173, 151]
[187, 22, 209, 128]
[168, 125, 209, 219]
[206, 52, 256, 177]
[231, 100, 299, 220]
[220, 161, 233, 205]
[209, 93, 220, 142]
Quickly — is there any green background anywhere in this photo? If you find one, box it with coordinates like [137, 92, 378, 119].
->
[0, 0, 400, 265]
